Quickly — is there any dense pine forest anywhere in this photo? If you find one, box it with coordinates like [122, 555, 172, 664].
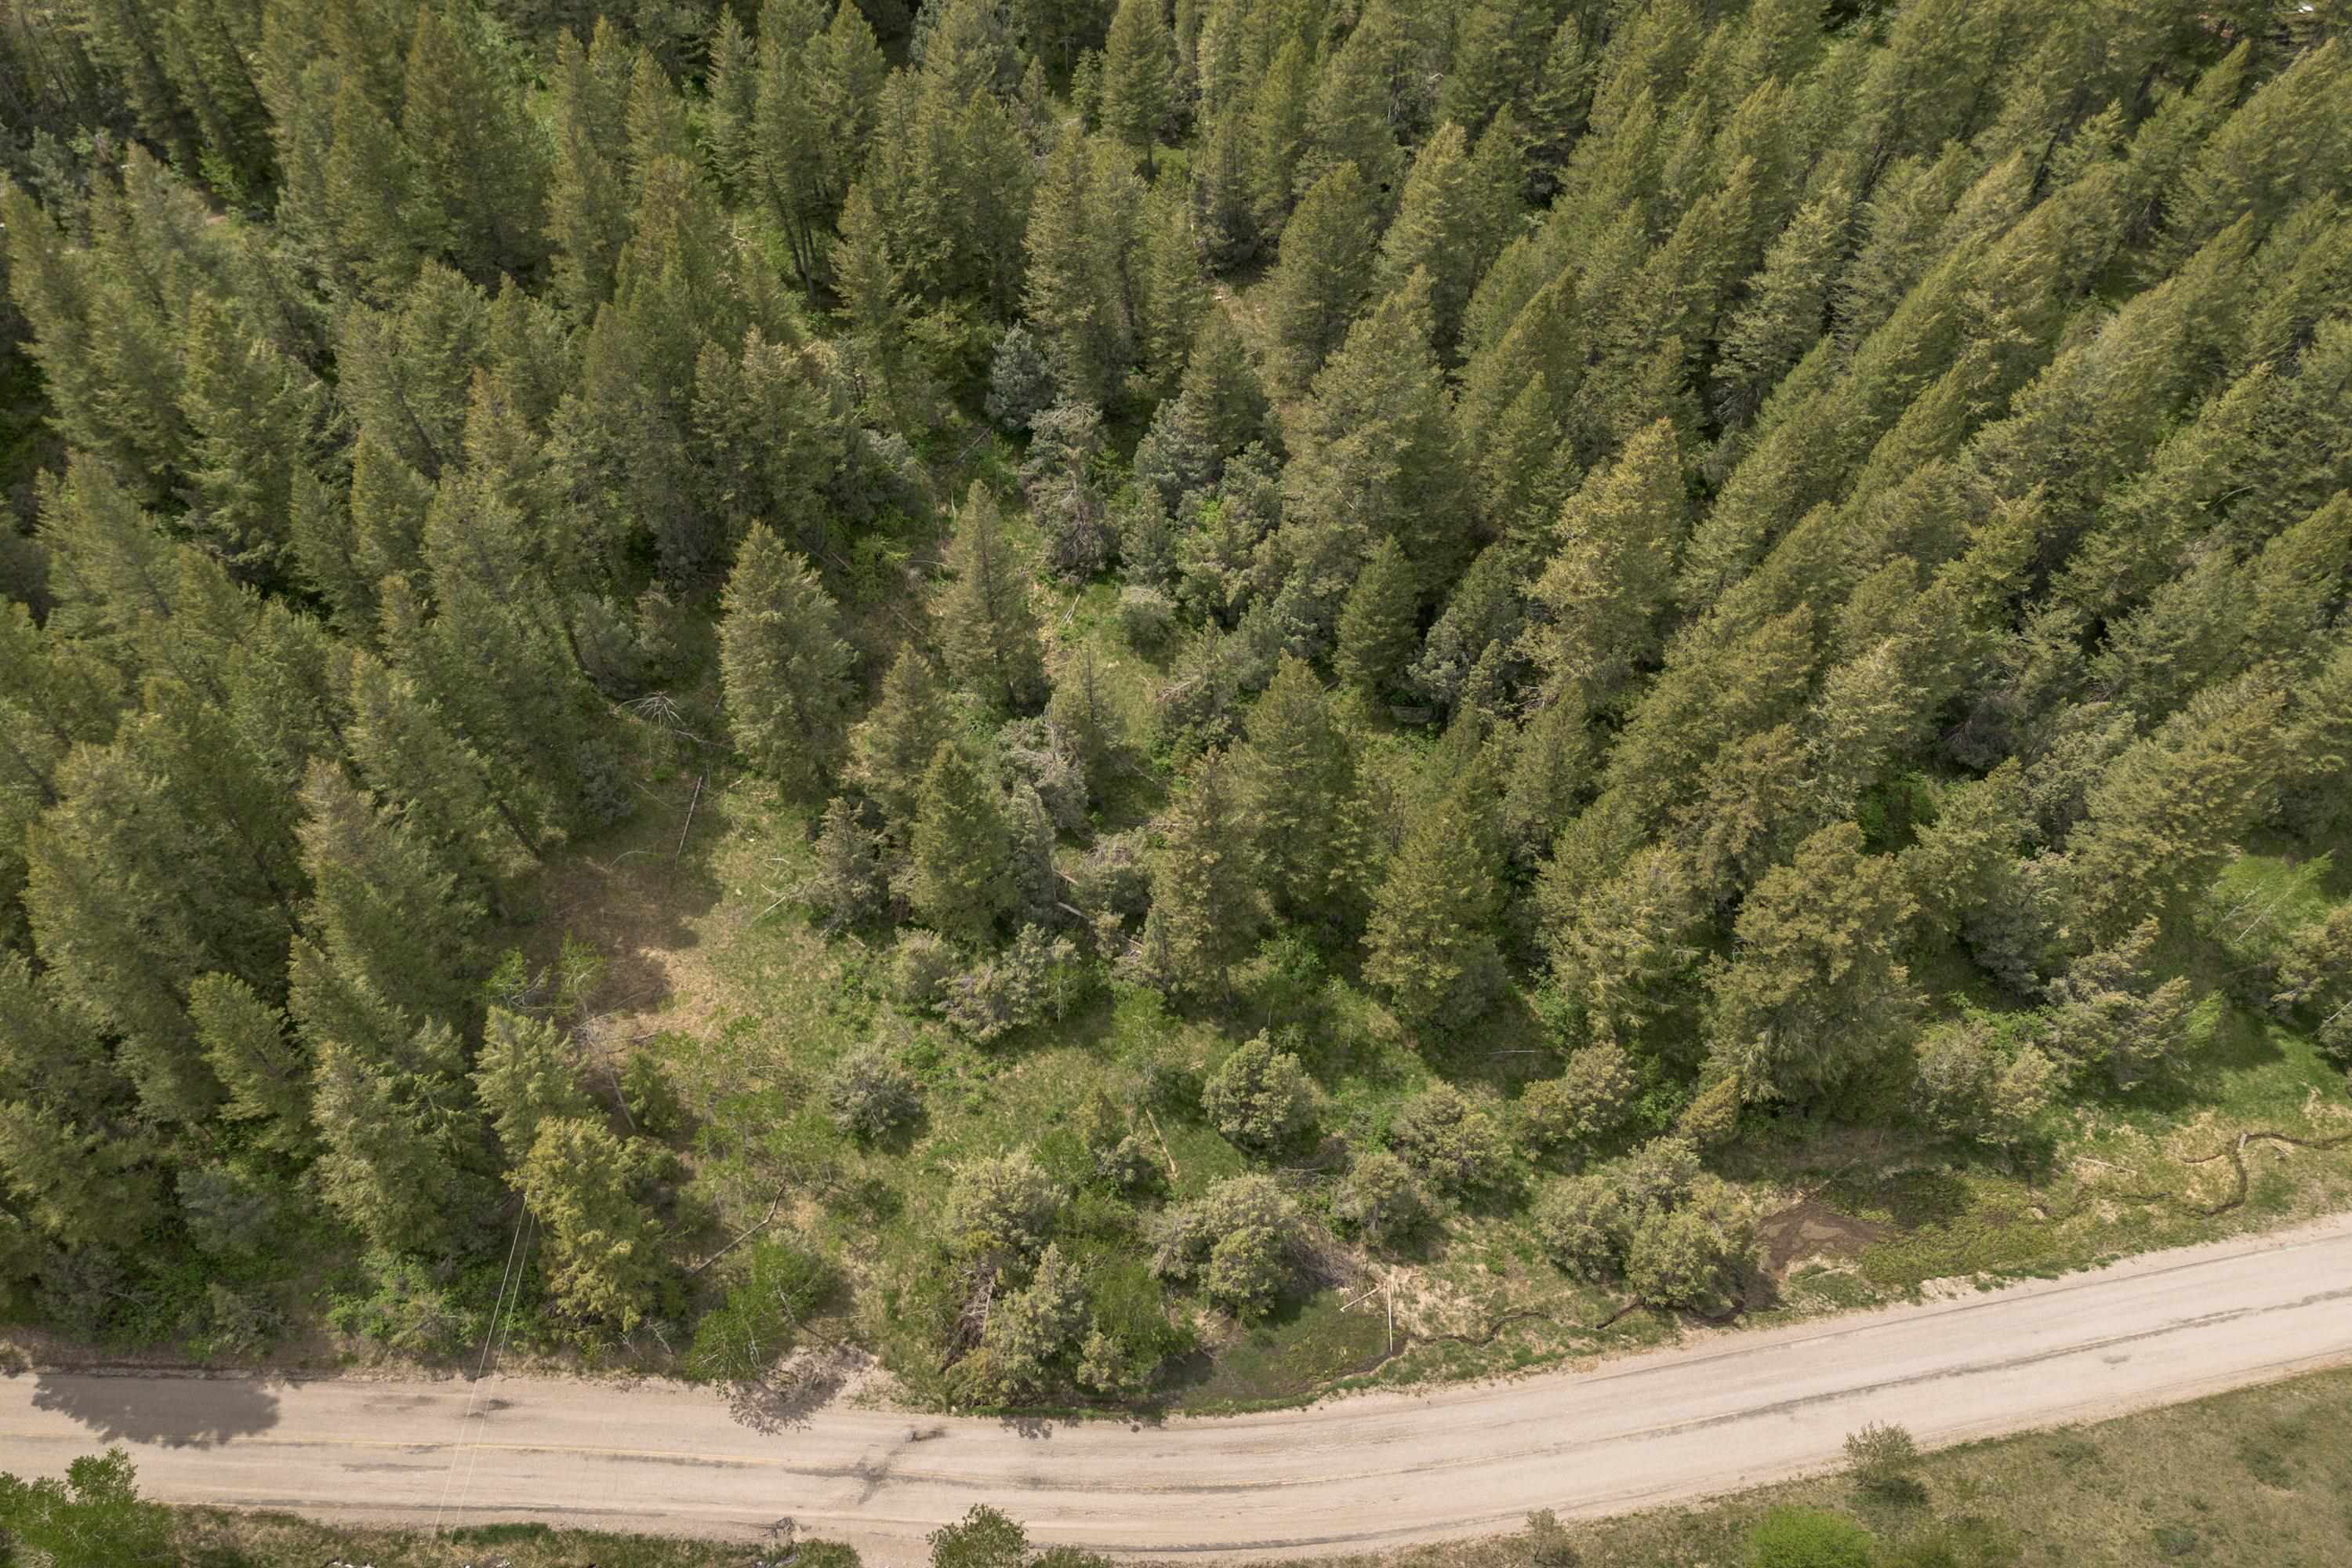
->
[0, 0, 2349, 1407]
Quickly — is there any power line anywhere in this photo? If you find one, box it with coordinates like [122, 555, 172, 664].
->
[430, 1203, 532, 1535]
[451, 1212, 537, 1530]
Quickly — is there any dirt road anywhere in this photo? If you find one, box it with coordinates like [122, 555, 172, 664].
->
[5, 1214, 2350, 1563]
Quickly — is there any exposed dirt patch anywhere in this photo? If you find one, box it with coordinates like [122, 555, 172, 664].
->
[532, 774, 732, 1054]
[1758, 1199, 1896, 1276]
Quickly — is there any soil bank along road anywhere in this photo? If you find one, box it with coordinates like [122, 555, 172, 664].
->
[5, 1215, 2352, 1563]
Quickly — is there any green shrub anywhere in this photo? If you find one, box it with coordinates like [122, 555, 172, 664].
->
[1524, 1507, 1580, 1566]
[1531, 1173, 1624, 1278]
[1334, 1149, 1429, 1248]
[682, 1239, 833, 1384]
[1622, 1177, 1758, 1308]
[1388, 1082, 1513, 1192]
[0, 1449, 174, 1566]
[1517, 1044, 1634, 1153]
[1149, 1174, 1306, 1317]
[1846, 1421, 1924, 1499]
[1203, 1029, 1316, 1151]
[931, 1504, 1027, 1568]
[620, 1049, 688, 1138]
[946, 1148, 1066, 1258]
[826, 1044, 924, 1140]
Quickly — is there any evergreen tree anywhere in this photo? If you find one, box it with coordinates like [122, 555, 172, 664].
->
[1715, 190, 1849, 429]
[1099, 0, 1175, 172]
[1374, 122, 1483, 358]
[1023, 133, 1144, 408]
[27, 688, 300, 1125]
[1261, 162, 1378, 399]
[321, 75, 429, 299]
[1410, 544, 1520, 713]
[2155, 39, 2352, 272]
[1542, 842, 1708, 1052]
[1704, 822, 1919, 1107]
[1498, 695, 1595, 869]
[1134, 180, 1210, 397]
[1333, 536, 1418, 699]
[904, 742, 1017, 946]
[308, 1018, 493, 1258]
[1298, 22, 1399, 198]
[2042, 920, 2194, 1089]
[798, 795, 890, 931]
[1133, 309, 1272, 507]
[1364, 765, 1503, 1031]
[2063, 678, 2287, 946]
[544, 21, 634, 315]
[474, 1006, 594, 1168]
[1283, 270, 1469, 607]
[1437, 0, 1548, 140]
[0, 1103, 161, 1256]
[180, 294, 322, 584]
[296, 758, 484, 1032]
[1233, 655, 1359, 927]
[1523, 419, 1690, 711]
[516, 1117, 670, 1330]
[1136, 747, 1258, 1001]
[333, 261, 488, 483]
[937, 484, 1048, 713]
[1246, 34, 1315, 237]
[1045, 638, 1127, 800]
[702, 7, 760, 201]
[848, 647, 954, 834]
[719, 527, 855, 799]
[342, 645, 542, 891]
[3, 154, 208, 498]
[2279, 634, 2352, 841]
[190, 973, 310, 1154]
[396, 0, 550, 285]
[1193, 96, 1261, 265]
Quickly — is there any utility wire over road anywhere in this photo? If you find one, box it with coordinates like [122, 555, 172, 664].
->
[4, 1215, 2350, 1565]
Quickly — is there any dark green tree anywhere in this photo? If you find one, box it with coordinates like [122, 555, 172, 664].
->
[904, 741, 1017, 945]
[1334, 536, 1418, 700]
[937, 483, 1048, 713]
[848, 647, 954, 834]
[1704, 822, 1920, 1107]
[720, 526, 855, 799]
[1137, 747, 1260, 1001]
[1234, 654, 1361, 926]
[1261, 162, 1377, 399]
[1099, 0, 1175, 172]
[1363, 766, 1504, 1031]
[296, 758, 484, 1033]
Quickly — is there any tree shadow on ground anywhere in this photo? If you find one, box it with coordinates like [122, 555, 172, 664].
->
[31, 1370, 282, 1447]
[724, 1345, 872, 1433]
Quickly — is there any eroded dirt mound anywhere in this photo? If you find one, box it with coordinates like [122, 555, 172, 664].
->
[1759, 1200, 1896, 1276]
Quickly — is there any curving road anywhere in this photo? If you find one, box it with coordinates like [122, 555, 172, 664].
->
[5, 1214, 2351, 1563]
